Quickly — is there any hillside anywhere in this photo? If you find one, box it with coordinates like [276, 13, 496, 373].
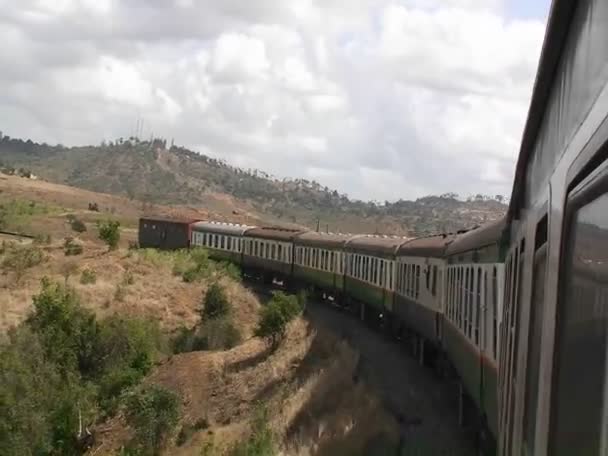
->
[0, 133, 507, 235]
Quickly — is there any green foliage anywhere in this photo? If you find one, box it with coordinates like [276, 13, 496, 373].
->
[27, 278, 99, 375]
[123, 385, 181, 455]
[70, 217, 87, 233]
[229, 405, 275, 456]
[80, 268, 97, 285]
[0, 280, 170, 455]
[1, 243, 45, 283]
[254, 292, 302, 348]
[64, 237, 84, 256]
[202, 282, 230, 321]
[219, 261, 241, 280]
[97, 220, 121, 250]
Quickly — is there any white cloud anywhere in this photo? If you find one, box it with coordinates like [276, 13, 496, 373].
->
[0, 0, 548, 201]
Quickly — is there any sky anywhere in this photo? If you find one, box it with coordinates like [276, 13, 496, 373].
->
[0, 0, 551, 201]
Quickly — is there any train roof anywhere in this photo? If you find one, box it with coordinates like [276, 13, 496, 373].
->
[294, 232, 361, 249]
[244, 226, 307, 241]
[140, 216, 198, 225]
[397, 233, 457, 258]
[445, 218, 507, 256]
[192, 221, 256, 236]
[345, 234, 411, 256]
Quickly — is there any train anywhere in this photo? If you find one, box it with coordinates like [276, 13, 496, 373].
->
[137, 1, 608, 454]
[139, 215, 507, 452]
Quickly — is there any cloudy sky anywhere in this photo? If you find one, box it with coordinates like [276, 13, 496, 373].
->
[0, 0, 550, 201]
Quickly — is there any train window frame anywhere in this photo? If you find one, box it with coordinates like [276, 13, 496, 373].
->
[549, 156, 608, 455]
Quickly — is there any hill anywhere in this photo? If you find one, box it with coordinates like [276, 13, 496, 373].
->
[0, 133, 507, 235]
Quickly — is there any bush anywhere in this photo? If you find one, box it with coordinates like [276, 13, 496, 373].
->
[97, 220, 121, 250]
[64, 237, 84, 256]
[70, 218, 87, 233]
[254, 292, 302, 349]
[1, 244, 45, 283]
[80, 268, 97, 285]
[202, 283, 230, 321]
[219, 261, 241, 280]
[200, 317, 242, 351]
[123, 385, 181, 454]
[26, 278, 99, 375]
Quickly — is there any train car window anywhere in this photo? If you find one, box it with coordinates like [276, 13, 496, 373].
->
[523, 222, 547, 456]
[379, 260, 384, 287]
[466, 267, 471, 337]
[278, 244, 282, 261]
[492, 267, 498, 359]
[551, 189, 608, 455]
[227, 237, 232, 250]
[432, 266, 438, 296]
[415, 265, 420, 299]
[426, 265, 431, 290]
[389, 261, 393, 290]
[475, 267, 482, 345]
[483, 270, 488, 352]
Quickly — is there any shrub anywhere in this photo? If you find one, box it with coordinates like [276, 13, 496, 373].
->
[80, 268, 97, 285]
[1, 244, 45, 284]
[64, 237, 84, 256]
[202, 283, 230, 321]
[27, 278, 99, 376]
[254, 292, 302, 349]
[219, 262, 241, 281]
[200, 317, 242, 351]
[70, 218, 87, 233]
[123, 385, 181, 454]
[97, 220, 121, 250]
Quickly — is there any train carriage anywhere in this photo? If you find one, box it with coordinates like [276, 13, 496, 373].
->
[292, 232, 358, 298]
[138, 216, 197, 250]
[343, 235, 409, 322]
[444, 218, 507, 441]
[394, 234, 456, 351]
[242, 226, 304, 282]
[191, 221, 255, 264]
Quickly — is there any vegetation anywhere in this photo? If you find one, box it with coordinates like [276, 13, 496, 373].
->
[202, 282, 231, 320]
[70, 217, 87, 233]
[97, 220, 121, 250]
[123, 385, 181, 455]
[80, 268, 97, 285]
[255, 292, 302, 348]
[1, 243, 45, 284]
[0, 198, 58, 232]
[64, 237, 84, 256]
[229, 405, 275, 456]
[0, 279, 172, 455]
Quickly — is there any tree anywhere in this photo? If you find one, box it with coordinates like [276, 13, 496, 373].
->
[97, 220, 120, 250]
[201, 282, 230, 321]
[27, 278, 99, 376]
[254, 292, 301, 348]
